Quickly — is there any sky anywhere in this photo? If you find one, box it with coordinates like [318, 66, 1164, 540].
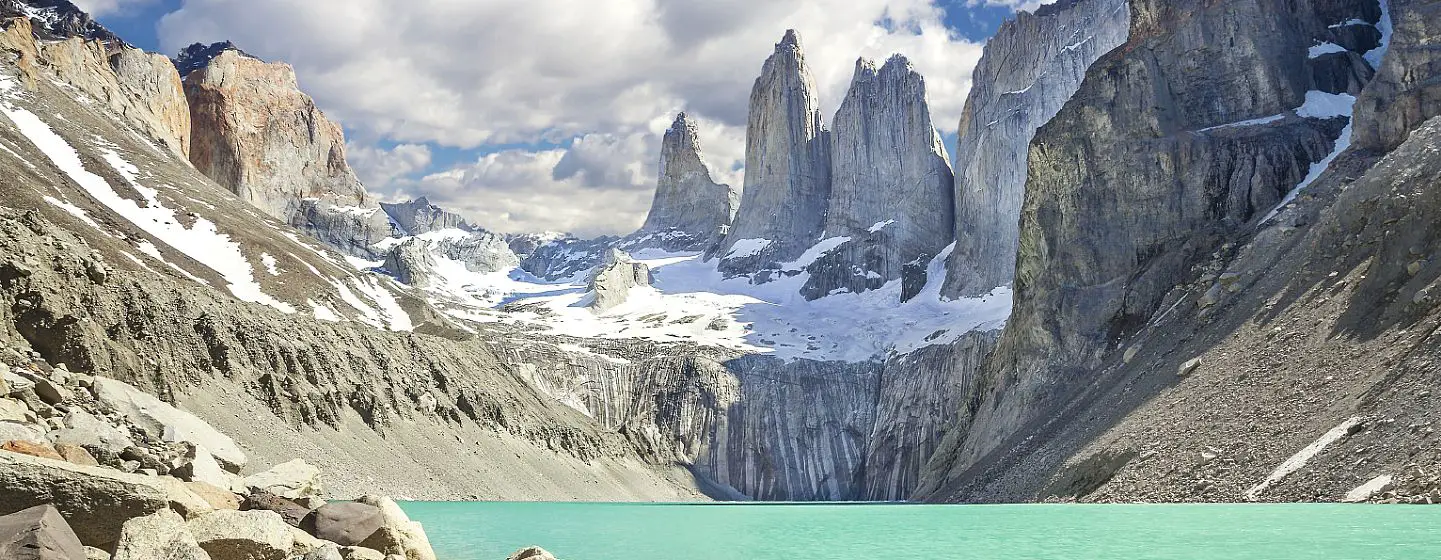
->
[74, 0, 1042, 237]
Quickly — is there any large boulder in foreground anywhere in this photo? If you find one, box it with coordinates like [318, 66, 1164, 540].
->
[307, 502, 383, 547]
[353, 497, 435, 560]
[0, 504, 85, 560]
[0, 452, 212, 549]
[112, 509, 210, 560]
[187, 510, 293, 560]
[242, 459, 321, 501]
[92, 378, 245, 471]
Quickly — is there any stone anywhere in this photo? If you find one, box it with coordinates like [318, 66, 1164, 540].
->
[583, 249, 652, 313]
[942, 0, 1131, 298]
[0, 451, 212, 549]
[51, 410, 134, 454]
[1179, 358, 1203, 378]
[811, 54, 953, 299]
[241, 490, 310, 528]
[4, 368, 34, 396]
[171, 445, 237, 492]
[0, 504, 85, 560]
[299, 544, 343, 560]
[2, 440, 64, 461]
[85, 546, 111, 560]
[92, 378, 245, 472]
[183, 45, 369, 224]
[0, 420, 45, 443]
[28, 377, 71, 406]
[187, 510, 294, 560]
[243, 459, 321, 500]
[717, 30, 831, 275]
[184, 482, 240, 512]
[307, 502, 383, 547]
[337, 547, 385, 560]
[631, 113, 738, 252]
[507, 547, 557, 560]
[112, 509, 210, 560]
[379, 197, 470, 236]
[53, 444, 98, 467]
[353, 497, 436, 560]
[288, 526, 325, 557]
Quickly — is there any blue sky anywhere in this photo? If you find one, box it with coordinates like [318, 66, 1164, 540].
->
[87, 0, 1027, 235]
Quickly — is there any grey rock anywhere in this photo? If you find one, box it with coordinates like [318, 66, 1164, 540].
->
[291, 202, 395, 260]
[240, 491, 310, 528]
[583, 249, 651, 314]
[93, 378, 245, 472]
[0, 504, 85, 560]
[112, 509, 211, 560]
[631, 113, 738, 252]
[511, 234, 614, 282]
[187, 510, 293, 560]
[0, 420, 47, 444]
[811, 55, 953, 299]
[1353, 0, 1441, 153]
[507, 547, 557, 560]
[51, 410, 133, 455]
[380, 198, 470, 236]
[943, 0, 1131, 298]
[352, 497, 435, 560]
[716, 30, 831, 275]
[308, 502, 382, 548]
[243, 459, 322, 501]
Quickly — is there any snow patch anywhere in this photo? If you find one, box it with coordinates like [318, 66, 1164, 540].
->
[785, 237, 851, 270]
[868, 220, 895, 233]
[260, 253, 281, 276]
[1308, 42, 1347, 58]
[1295, 91, 1357, 119]
[0, 102, 294, 314]
[308, 300, 343, 323]
[1246, 416, 1363, 500]
[724, 238, 772, 260]
[1366, 1, 1393, 69]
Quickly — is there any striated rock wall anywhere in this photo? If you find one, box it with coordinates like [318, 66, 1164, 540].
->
[1352, 0, 1441, 153]
[716, 30, 831, 275]
[807, 55, 953, 300]
[634, 113, 738, 252]
[183, 45, 369, 223]
[920, 0, 1401, 501]
[942, 0, 1130, 298]
[381, 197, 471, 236]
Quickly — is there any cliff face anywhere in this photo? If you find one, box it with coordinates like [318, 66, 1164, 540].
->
[633, 113, 738, 252]
[917, 0, 1441, 503]
[716, 30, 831, 275]
[942, 0, 1130, 298]
[382, 197, 471, 235]
[806, 56, 953, 300]
[0, 16, 190, 159]
[182, 44, 369, 222]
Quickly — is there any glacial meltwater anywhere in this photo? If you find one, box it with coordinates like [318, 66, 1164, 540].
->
[400, 502, 1440, 559]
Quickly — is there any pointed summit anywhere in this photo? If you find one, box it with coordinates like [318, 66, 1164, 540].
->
[716, 29, 832, 274]
[810, 50, 953, 299]
[634, 112, 738, 252]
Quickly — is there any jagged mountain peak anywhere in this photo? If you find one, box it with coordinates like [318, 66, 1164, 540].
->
[174, 40, 259, 77]
[0, 0, 122, 45]
[778, 28, 802, 50]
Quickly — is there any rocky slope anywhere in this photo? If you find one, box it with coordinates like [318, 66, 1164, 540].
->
[0, 13, 703, 502]
[919, 0, 1441, 504]
[630, 113, 738, 253]
[809, 55, 954, 300]
[941, 0, 1130, 298]
[715, 30, 831, 276]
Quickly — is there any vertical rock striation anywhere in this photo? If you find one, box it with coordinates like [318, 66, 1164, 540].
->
[181, 43, 369, 222]
[922, 0, 1388, 495]
[942, 0, 1131, 298]
[716, 30, 831, 275]
[633, 113, 738, 252]
[806, 55, 954, 300]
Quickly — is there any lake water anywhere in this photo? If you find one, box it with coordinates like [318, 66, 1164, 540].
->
[400, 502, 1441, 560]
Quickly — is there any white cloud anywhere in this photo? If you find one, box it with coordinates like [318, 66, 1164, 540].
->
[70, 0, 156, 17]
[158, 0, 988, 235]
[347, 143, 431, 191]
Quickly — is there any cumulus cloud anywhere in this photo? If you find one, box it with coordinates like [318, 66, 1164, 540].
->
[157, 0, 989, 235]
[347, 143, 432, 191]
[70, 0, 156, 17]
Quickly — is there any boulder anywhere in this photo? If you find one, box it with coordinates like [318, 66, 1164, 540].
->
[85, 546, 111, 560]
[308, 502, 383, 547]
[0, 420, 47, 444]
[353, 497, 435, 560]
[241, 491, 310, 528]
[0, 504, 85, 560]
[112, 509, 211, 560]
[243, 459, 321, 500]
[3, 368, 33, 396]
[187, 510, 293, 560]
[29, 377, 72, 406]
[3, 440, 64, 461]
[288, 526, 325, 557]
[337, 547, 384, 560]
[507, 547, 558, 560]
[171, 446, 238, 492]
[50, 410, 134, 454]
[0, 397, 31, 422]
[0, 451, 210, 549]
[92, 378, 245, 471]
[184, 482, 239, 512]
[53, 443, 99, 467]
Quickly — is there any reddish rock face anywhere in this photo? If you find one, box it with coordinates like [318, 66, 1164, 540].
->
[2, 441, 65, 462]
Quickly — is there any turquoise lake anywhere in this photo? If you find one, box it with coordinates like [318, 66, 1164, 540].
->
[400, 502, 1441, 560]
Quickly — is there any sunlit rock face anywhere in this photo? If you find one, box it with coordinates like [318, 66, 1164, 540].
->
[630, 113, 738, 253]
[942, 0, 1131, 299]
[716, 30, 832, 276]
[181, 43, 369, 223]
[805, 55, 954, 300]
